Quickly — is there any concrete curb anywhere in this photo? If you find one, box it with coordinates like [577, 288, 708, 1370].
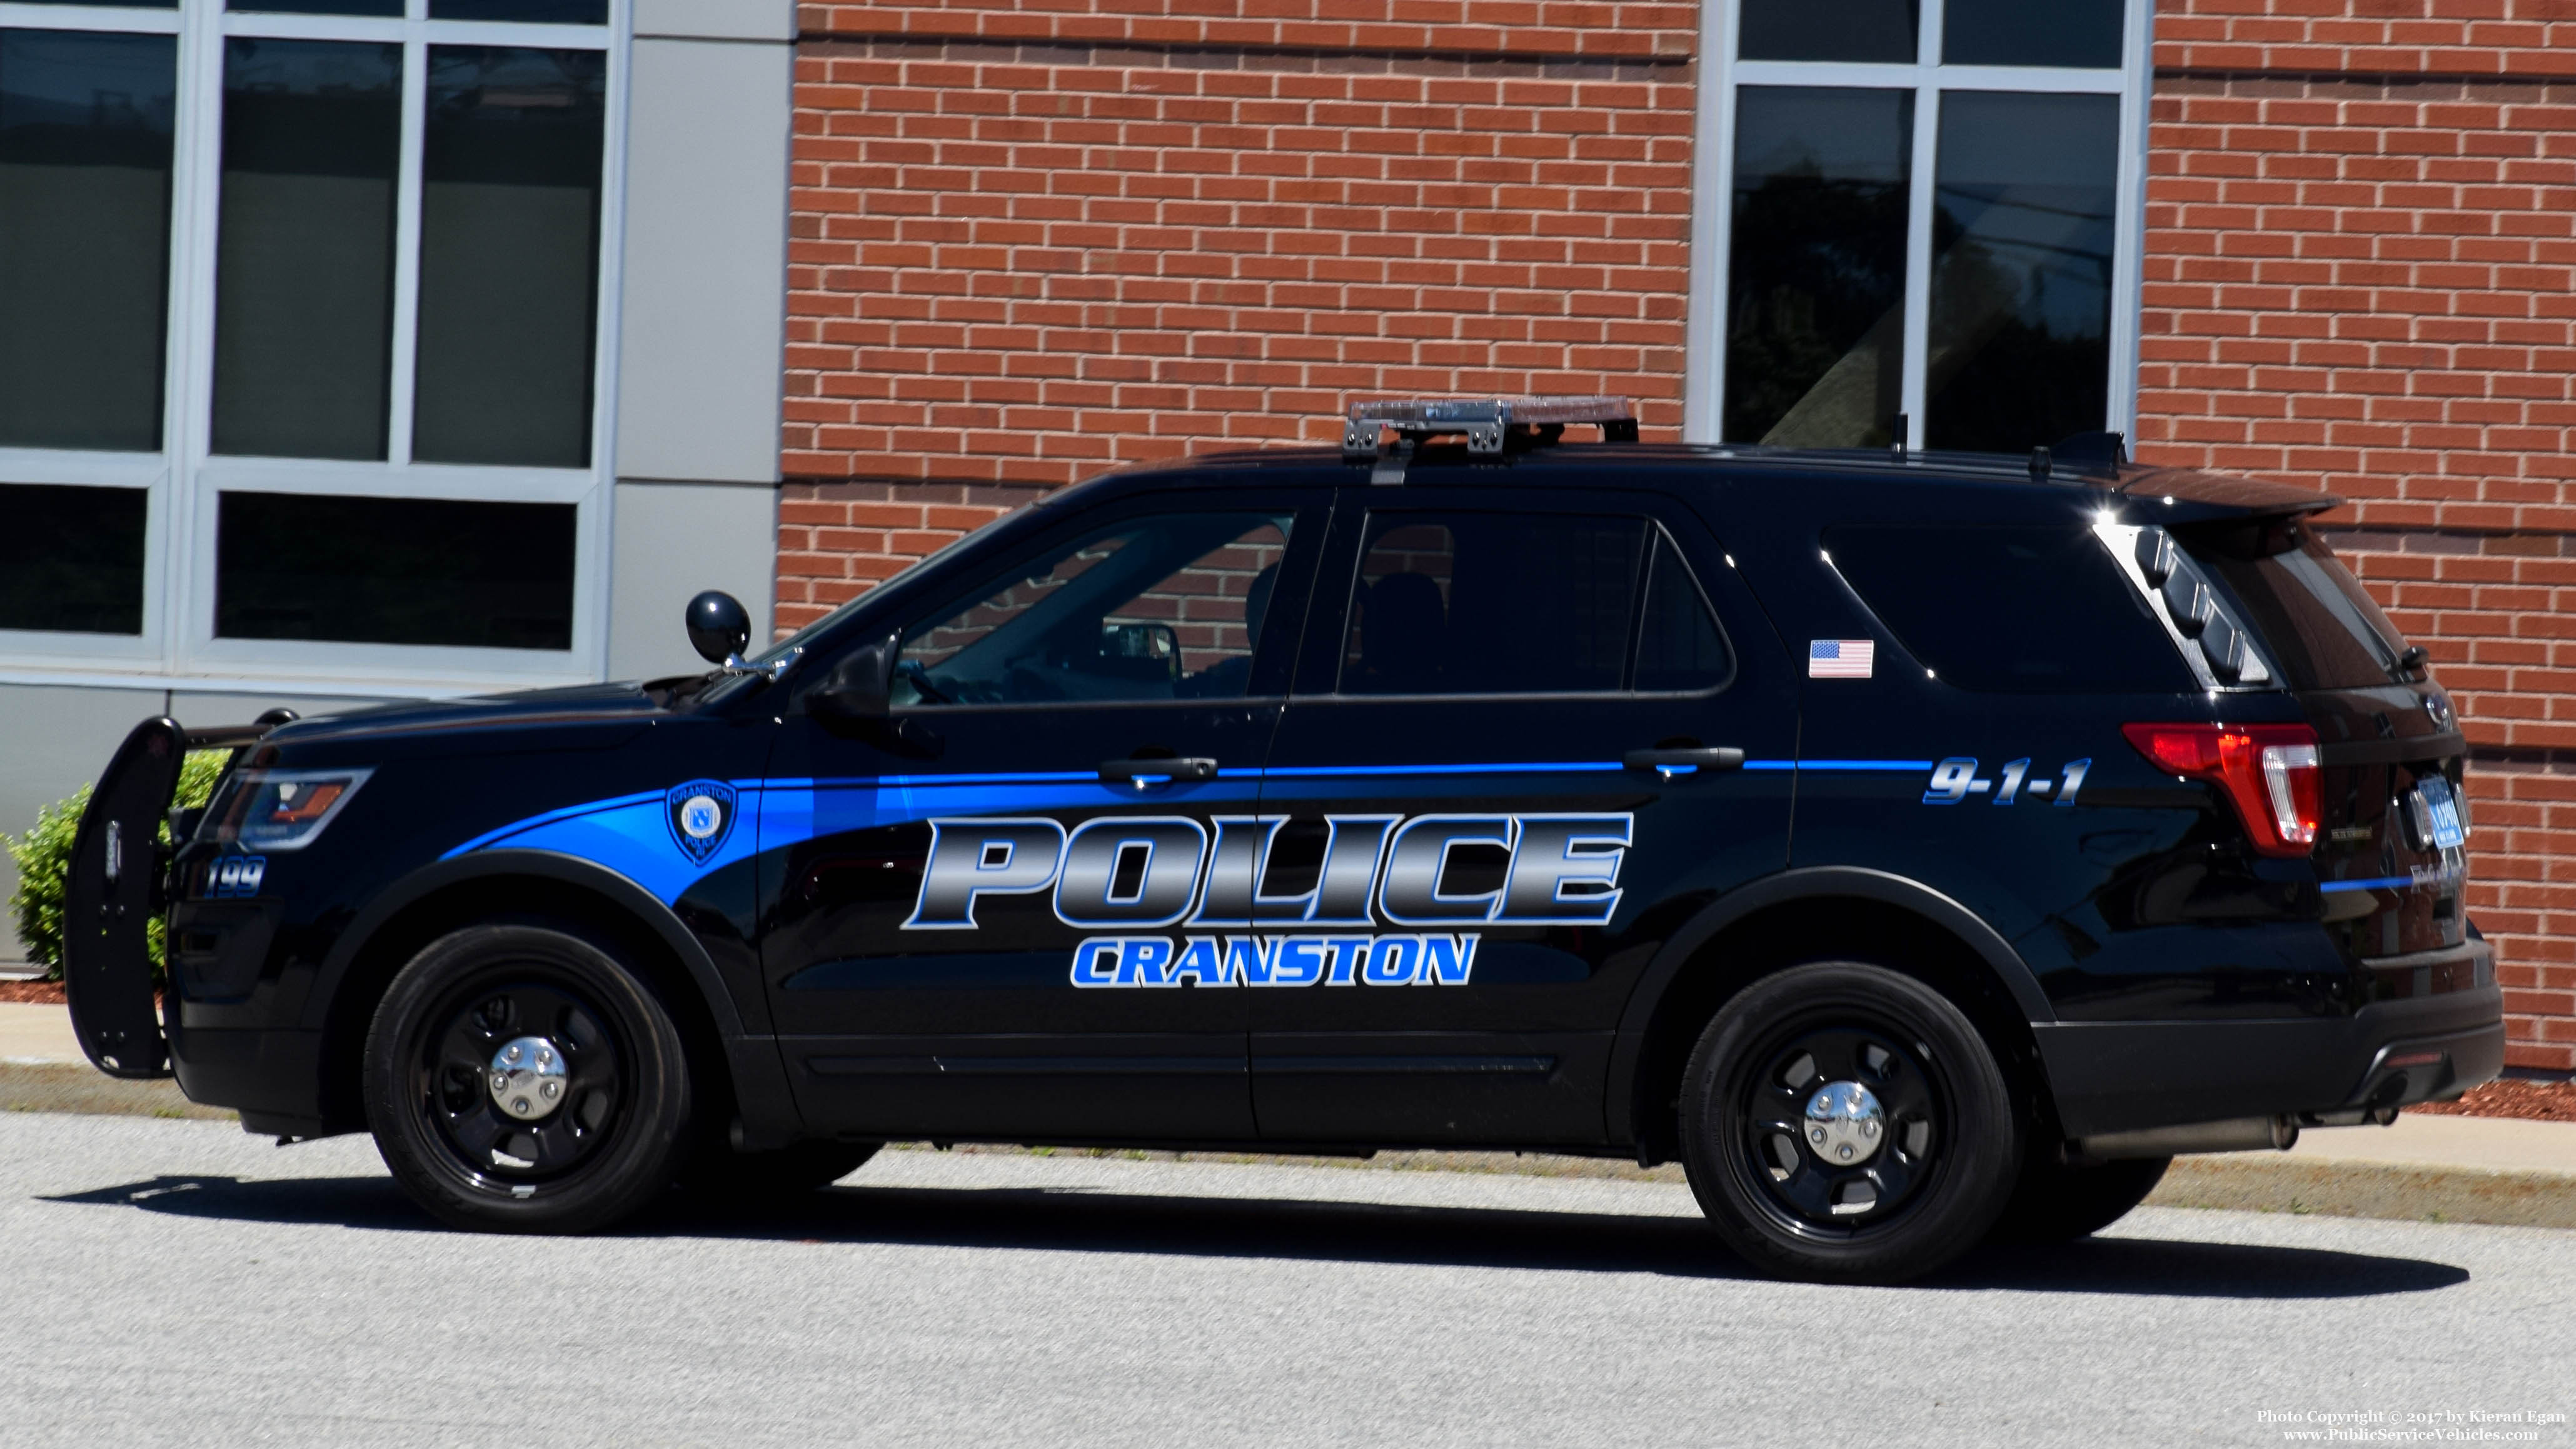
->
[6, 1063, 2569, 1232]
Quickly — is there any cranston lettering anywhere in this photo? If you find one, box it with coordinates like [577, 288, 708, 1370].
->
[903, 812, 1633, 932]
[1069, 933, 1481, 989]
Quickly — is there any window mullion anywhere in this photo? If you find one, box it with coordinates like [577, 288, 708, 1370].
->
[172, 0, 230, 674]
[386, 27, 427, 467]
[2107, 0, 2154, 443]
[1898, 80, 1939, 451]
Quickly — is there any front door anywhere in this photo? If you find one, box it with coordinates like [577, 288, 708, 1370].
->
[765, 490, 1330, 1141]
[1247, 489, 1798, 1146]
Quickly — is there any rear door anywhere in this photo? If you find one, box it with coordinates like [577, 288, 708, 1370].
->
[763, 489, 1330, 1142]
[1245, 488, 1797, 1146]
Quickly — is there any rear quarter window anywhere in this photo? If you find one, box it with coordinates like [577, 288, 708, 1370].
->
[1827, 523, 2196, 693]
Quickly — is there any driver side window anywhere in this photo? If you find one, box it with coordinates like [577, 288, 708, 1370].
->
[893, 512, 1294, 706]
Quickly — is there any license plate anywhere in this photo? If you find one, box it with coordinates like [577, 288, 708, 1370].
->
[2421, 776, 2466, 850]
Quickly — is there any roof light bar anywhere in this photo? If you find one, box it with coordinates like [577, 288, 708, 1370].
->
[1342, 396, 1638, 462]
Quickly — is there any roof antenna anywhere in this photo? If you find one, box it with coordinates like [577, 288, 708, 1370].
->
[2029, 444, 2052, 483]
[1889, 413, 1908, 457]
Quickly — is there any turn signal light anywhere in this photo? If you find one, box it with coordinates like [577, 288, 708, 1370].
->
[2122, 722, 2323, 857]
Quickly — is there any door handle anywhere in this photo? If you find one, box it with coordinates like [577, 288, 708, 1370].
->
[1623, 746, 1744, 778]
[1100, 756, 1220, 787]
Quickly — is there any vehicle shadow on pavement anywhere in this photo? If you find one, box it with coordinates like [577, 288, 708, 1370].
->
[43, 1173, 2470, 1299]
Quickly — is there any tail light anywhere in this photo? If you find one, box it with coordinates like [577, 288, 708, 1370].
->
[2122, 723, 2322, 857]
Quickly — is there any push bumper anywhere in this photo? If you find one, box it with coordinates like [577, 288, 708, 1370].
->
[2035, 943, 2504, 1140]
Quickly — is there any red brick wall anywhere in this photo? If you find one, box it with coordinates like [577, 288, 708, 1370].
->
[777, 0, 1699, 628]
[2138, 0, 2576, 1068]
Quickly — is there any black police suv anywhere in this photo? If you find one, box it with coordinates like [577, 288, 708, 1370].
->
[60, 398, 2501, 1282]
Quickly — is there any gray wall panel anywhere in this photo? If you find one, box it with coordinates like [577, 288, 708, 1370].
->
[615, 36, 793, 484]
[608, 479, 778, 681]
[635, 0, 794, 41]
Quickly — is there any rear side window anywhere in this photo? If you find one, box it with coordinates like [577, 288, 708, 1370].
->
[1339, 513, 1731, 695]
[1829, 523, 2194, 692]
[2181, 519, 2406, 691]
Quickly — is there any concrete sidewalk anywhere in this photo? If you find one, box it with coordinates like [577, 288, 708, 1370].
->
[5, 999, 2570, 1227]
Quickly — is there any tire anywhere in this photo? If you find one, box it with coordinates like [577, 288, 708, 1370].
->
[363, 923, 693, 1234]
[1678, 961, 2021, 1284]
[683, 1140, 882, 1198]
[1987, 1151, 2171, 1243]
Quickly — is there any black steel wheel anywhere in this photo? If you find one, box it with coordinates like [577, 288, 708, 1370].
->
[1679, 961, 2020, 1283]
[364, 923, 691, 1233]
[1987, 1151, 2171, 1243]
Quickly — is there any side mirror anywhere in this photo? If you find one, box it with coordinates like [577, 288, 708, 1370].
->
[686, 590, 752, 665]
[807, 633, 942, 758]
[809, 633, 895, 725]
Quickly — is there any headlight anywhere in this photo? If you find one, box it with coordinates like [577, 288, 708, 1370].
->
[211, 768, 374, 851]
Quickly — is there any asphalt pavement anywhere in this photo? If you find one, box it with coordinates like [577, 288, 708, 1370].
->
[4, 1114, 2573, 1448]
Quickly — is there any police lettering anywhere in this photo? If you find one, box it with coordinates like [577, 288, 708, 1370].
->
[903, 811, 1632, 933]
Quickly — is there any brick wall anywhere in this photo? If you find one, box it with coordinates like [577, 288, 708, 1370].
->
[777, 0, 1699, 629]
[2137, 0, 2576, 1068]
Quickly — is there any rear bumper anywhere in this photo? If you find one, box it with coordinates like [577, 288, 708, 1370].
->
[2035, 946, 2503, 1139]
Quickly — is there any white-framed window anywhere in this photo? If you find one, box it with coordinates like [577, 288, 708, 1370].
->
[0, 0, 623, 694]
[1683, 0, 2151, 454]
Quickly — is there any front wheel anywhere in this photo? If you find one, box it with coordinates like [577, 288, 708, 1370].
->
[363, 923, 693, 1234]
[1678, 961, 2021, 1283]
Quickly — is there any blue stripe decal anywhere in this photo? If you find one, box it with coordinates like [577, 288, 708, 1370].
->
[444, 756, 1938, 905]
[2320, 876, 2414, 894]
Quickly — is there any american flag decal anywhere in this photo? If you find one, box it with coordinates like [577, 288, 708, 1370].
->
[1809, 639, 1875, 679]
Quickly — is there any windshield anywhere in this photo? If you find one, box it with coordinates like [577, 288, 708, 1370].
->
[741, 508, 1024, 671]
[2181, 518, 2408, 691]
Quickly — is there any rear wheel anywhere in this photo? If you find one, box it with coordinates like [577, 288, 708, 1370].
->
[1678, 961, 2020, 1283]
[363, 923, 692, 1234]
[1988, 1151, 2171, 1243]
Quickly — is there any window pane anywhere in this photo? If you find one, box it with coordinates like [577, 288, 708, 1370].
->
[1738, 0, 1916, 63]
[412, 47, 605, 468]
[897, 514, 1294, 706]
[1943, 0, 2123, 68]
[1827, 524, 2191, 693]
[1725, 88, 1911, 448]
[431, 0, 611, 21]
[226, 1, 403, 15]
[1632, 533, 1732, 692]
[216, 492, 575, 649]
[2184, 521, 2408, 693]
[1342, 514, 1646, 696]
[1924, 92, 2119, 454]
[0, 29, 176, 453]
[0, 483, 144, 635]
[211, 39, 401, 461]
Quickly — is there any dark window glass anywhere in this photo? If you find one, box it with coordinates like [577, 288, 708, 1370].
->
[1924, 92, 2119, 455]
[2186, 521, 2408, 692]
[226, 1, 403, 15]
[16, 1, 175, 6]
[432, 0, 611, 21]
[1726, 88, 1911, 448]
[1342, 514, 1647, 696]
[1633, 532, 1733, 692]
[1943, 0, 2123, 68]
[413, 47, 605, 468]
[1739, 0, 1916, 62]
[211, 39, 401, 461]
[897, 513, 1294, 706]
[0, 29, 176, 453]
[1829, 523, 2193, 693]
[0, 483, 144, 634]
[215, 492, 575, 649]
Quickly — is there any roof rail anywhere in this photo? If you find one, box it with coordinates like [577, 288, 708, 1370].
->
[1341, 396, 1638, 466]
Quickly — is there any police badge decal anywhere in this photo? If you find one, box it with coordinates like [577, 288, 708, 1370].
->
[664, 780, 738, 866]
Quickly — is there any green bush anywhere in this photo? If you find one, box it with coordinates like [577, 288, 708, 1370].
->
[5, 750, 229, 980]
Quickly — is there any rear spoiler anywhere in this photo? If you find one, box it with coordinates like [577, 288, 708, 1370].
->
[62, 709, 297, 1080]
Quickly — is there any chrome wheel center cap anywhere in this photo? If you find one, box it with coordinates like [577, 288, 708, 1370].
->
[488, 1036, 569, 1121]
[1803, 1080, 1885, 1165]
